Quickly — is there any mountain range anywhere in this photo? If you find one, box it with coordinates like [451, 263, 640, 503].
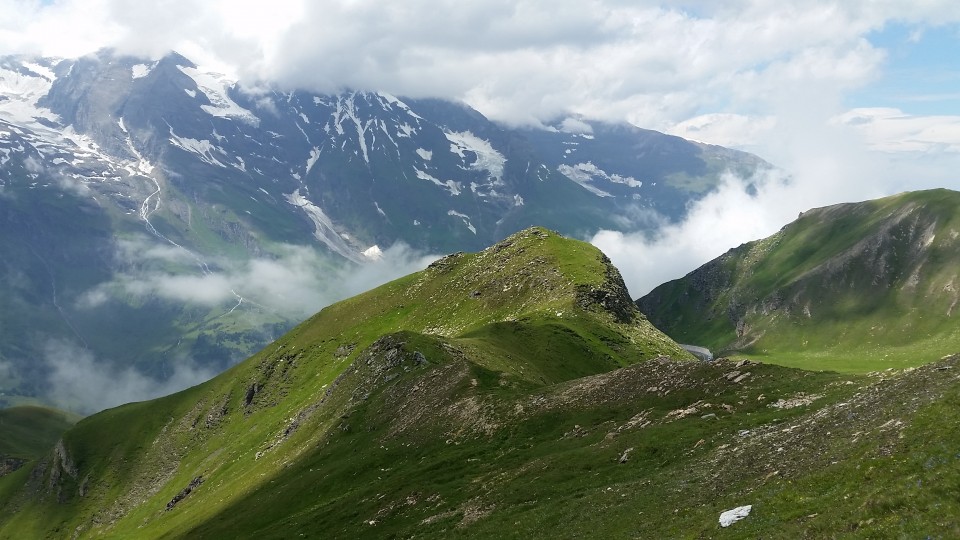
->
[0, 49, 766, 410]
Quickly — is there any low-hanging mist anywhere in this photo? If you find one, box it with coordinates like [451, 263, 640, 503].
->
[56, 239, 441, 414]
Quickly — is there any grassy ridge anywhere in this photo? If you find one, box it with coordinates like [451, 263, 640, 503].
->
[179, 357, 853, 538]
[0, 407, 76, 460]
[639, 188, 960, 372]
[4, 219, 960, 537]
[0, 227, 690, 538]
[169, 354, 960, 538]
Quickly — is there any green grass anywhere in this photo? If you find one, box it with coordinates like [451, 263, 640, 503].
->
[683, 359, 960, 538]
[640, 188, 960, 373]
[0, 407, 77, 460]
[174, 357, 862, 539]
[0, 406, 77, 514]
[0, 227, 691, 538]
[8, 220, 960, 538]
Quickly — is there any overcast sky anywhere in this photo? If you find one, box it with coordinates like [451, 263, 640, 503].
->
[4, 0, 960, 295]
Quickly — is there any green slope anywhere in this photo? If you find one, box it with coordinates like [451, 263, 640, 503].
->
[0, 407, 76, 461]
[182, 354, 960, 539]
[638, 188, 960, 372]
[5, 224, 960, 538]
[0, 406, 76, 505]
[0, 227, 690, 538]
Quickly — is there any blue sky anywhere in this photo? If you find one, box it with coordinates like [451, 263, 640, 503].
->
[858, 23, 960, 116]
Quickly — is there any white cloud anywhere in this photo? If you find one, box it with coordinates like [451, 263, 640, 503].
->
[63, 239, 438, 413]
[119, 238, 197, 265]
[42, 339, 217, 414]
[559, 117, 594, 134]
[23, 155, 43, 173]
[593, 172, 790, 298]
[3, 1, 958, 131]
[834, 107, 960, 153]
[55, 175, 91, 196]
[593, 168, 883, 299]
[593, 116, 960, 300]
[126, 272, 235, 305]
[0, 358, 12, 383]
[669, 113, 777, 149]
[590, 53, 960, 300]
[75, 286, 110, 310]
[86, 237, 439, 321]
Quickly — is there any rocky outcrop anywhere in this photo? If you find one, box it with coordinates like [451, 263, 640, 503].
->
[350, 335, 431, 402]
[49, 439, 77, 489]
[40, 439, 80, 503]
[576, 254, 639, 324]
[166, 476, 204, 511]
[256, 333, 436, 461]
[0, 457, 26, 477]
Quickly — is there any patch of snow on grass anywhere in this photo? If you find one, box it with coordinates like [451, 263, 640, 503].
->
[397, 123, 416, 138]
[62, 126, 103, 156]
[331, 93, 372, 164]
[285, 189, 362, 263]
[22, 61, 55, 81]
[305, 146, 320, 175]
[0, 64, 60, 125]
[377, 92, 423, 120]
[572, 162, 643, 188]
[719, 505, 752, 527]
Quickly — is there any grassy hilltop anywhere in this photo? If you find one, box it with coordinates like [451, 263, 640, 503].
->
[4, 214, 960, 538]
[0, 227, 691, 538]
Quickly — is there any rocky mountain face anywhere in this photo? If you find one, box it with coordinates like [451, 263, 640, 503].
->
[637, 188, 960, 371]
[2, 50, 764, 255]
[0, 49, 767, 409]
